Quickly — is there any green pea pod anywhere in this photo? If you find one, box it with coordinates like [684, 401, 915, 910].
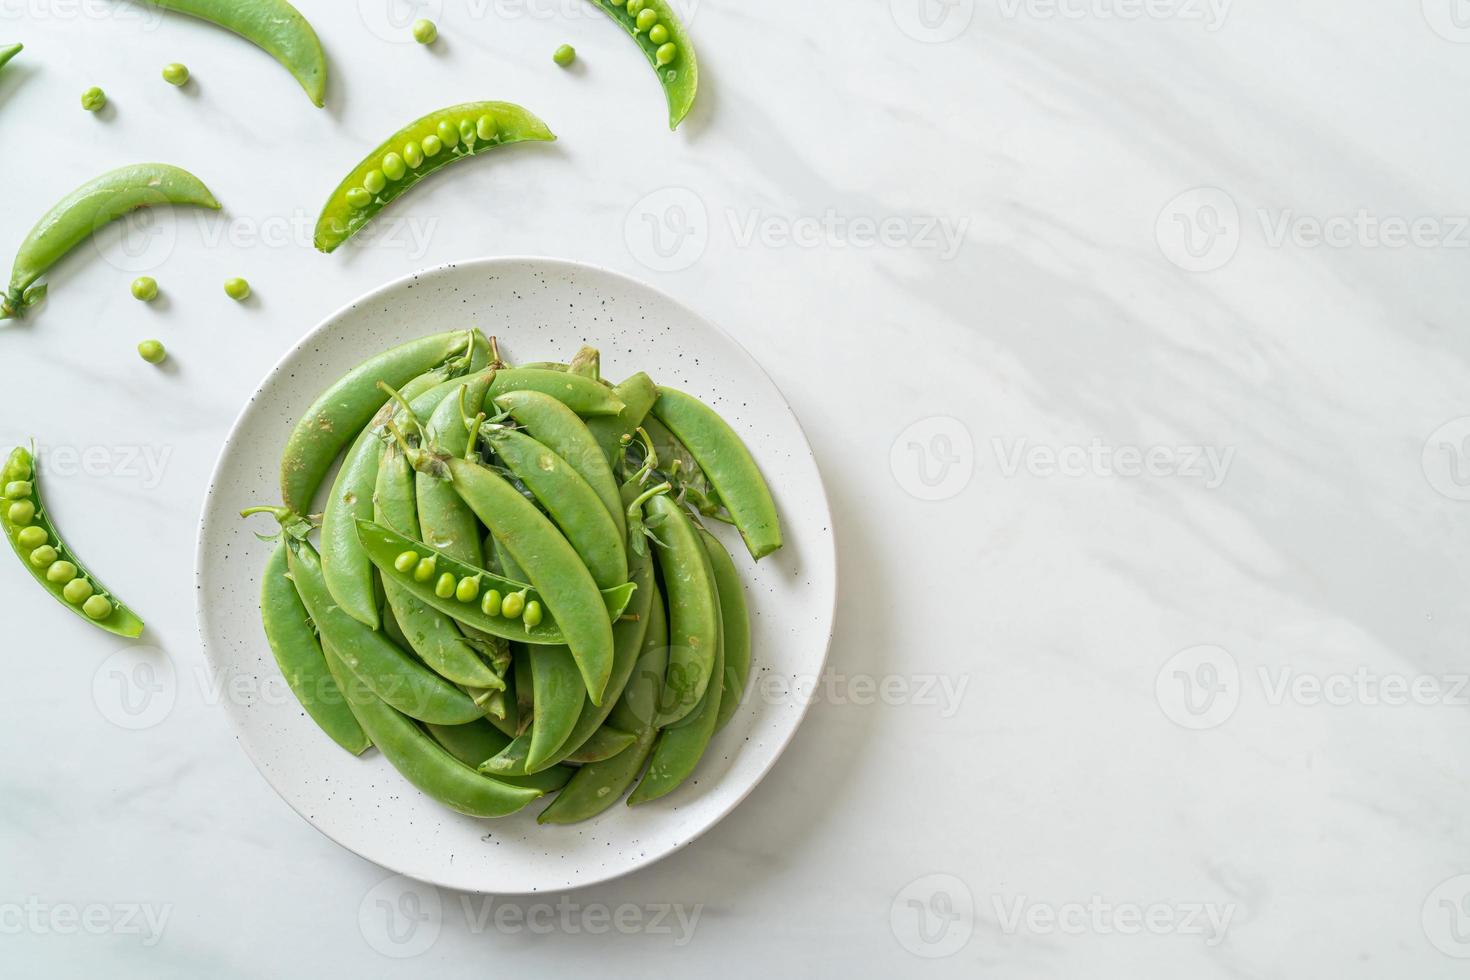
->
[482, 427, 627, 591]
[0, 445, 144, 637]
[641, 415, 713, 498]
[652, 386, 782, 560]
[445, 458, 617, 705]
[315, 102, 555, 253]
[142, 0, 327, 106]
[585, 372, 658, 469]
[649, 493, 719, 727]
[424, 721, 573, 794]
[417, 372, 498, 565]
[321, 358, 487, 628]
[356, 518, 636, 645]
[280, 330, 482, 515]
[588, 0, 698, 130]
[538, 582, 669, 824]
[567, 345, 600, 380]
[0, 43, 20, 73]
[319, 641, 542, 818]
[700, 529, 751, 732]
[3, 164, 220, 320]
[375, 444, 503, 691]
[527, 646, 584, 771]
[486, 369, 625, 417]
[493, 389, 625, 538]
[259, 541, 369, 755]
[286, 535, 481, 725]
[561, 725, 637, 764]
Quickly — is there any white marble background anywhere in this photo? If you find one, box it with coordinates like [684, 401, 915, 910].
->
[2, 0, 1469, 976]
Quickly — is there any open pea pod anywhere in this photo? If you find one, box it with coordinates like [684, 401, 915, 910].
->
[0, 446, 144, 638]
[141, 0, 327, 106]
[588, 0, 698, 129]
[356, 519, 636, 644]
[314, 102, 555, 253]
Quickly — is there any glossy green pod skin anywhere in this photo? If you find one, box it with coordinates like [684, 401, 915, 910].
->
[0, 43, 20, 73]
[144, 0, 327, 106]
[649, 493, 719, 727]
[280, 330, 481, 515]
[0, 446, 144, 638]
[651, 386, 782, 559]
[561, 725, 636, 764]
[485, 369, 625, 417]
[417, 372, 498, 566]
[493, 389, 625, 538]
[320, 642, 542, 818]
[700, 529, 750, 732]
[527, 646, 584, 771]
[588, 0, 698, 129]
[3, 164, 220, 319]
[260, 541, 370, 755]
[585, 372, 658, 468]
[314, 102, 555, 253]
[424, 721, 574, 794]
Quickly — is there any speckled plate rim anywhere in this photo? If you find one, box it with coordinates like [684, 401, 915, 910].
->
[194, 255, 837, 894]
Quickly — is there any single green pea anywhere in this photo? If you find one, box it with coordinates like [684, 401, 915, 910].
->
[393, 550, 419, 573]
[162, 63, 189, 86]
[412, 18, 437, 44]
[46, 560, 77, 584]
[649, 24, 669, 45]
[346, 186, 372, 209]
[413, 555, 437, 582]
[137, 339, 166, 364]
[16, 526, 47, 549]
[434, 571, 457, 599]
[480, 589, 502, 617]
[381, 152, 406, 181]
[131, 276, 158, 302]
[363, 169, 387, 194]
[553, 44, 575, 67]
[403, 141, 424, 168]
[475, 115, 498, 141]
[81, 86, 106, 112]
[3, 480, 31, 499]
[501, 590, 526, 619]
[2, 459, 28, 483]
[455, 576, 480, 603]
[522, 600, 543, 628]
[421, 134, 443, 158]
[636, 8, 658, 32]
[627, 0, 646, 13]
[224, 277, 251, 301]
[7, 500, 35, 525]
[437, 120, 459, 149]
[656, 42, 677, 65]
[458, 119, 476, 146]
[63, 578, 94, 605]
[82, 595, 113, 620]
[28, 545, 58, 567]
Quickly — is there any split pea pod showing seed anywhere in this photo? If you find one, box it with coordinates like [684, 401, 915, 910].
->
[313, 101, 555, 253]
[2, 164, 220, 320]
[589, 0, 698, 129]
[0, 446, 143, 638]
[142, 0, 328, 106]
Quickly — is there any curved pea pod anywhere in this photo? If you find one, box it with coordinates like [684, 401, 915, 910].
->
[314, 101, 555, 253]
[493, 389, 625, 537]
[280, 330, 483, 515]
[286, 536, 481, 725]
[700, 529, 751, 732]
[319, 642, 542, 818]
[562, 726, 637, 764]
[527, 646, 584, 771]
[482, 427, 627, 591]
[445, 458, 617, 705]
[2, 164, 220, 320]
[417, 372, 498, 566]
[260, 542, 369, 755]
[356, 518, 636, 644]
[588, 0, 698, 130]
[0, 445, 144, 637]
[143, 0, 327, 106]
[425, 721, 574, 794]
[0, 43, 20, 73]
[538, 582, 668, 824]
[485, 369, 625, 417]
[648, 493, 719, 727]
[651, 386, 782, 560]
[585, 372, 658, 468]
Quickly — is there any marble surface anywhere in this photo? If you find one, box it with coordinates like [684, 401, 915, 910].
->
[2, 1, 1469, 976]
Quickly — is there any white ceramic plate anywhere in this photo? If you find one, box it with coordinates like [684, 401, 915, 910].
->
[196, 257, 835, 894]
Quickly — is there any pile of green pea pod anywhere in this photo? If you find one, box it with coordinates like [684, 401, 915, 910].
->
[242, 328, 781, 824]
